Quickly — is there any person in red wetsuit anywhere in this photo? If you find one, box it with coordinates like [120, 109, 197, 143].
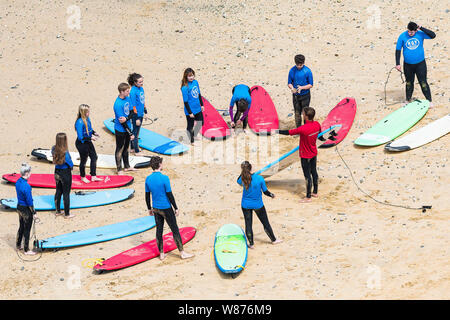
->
[278, 107, 321, 203]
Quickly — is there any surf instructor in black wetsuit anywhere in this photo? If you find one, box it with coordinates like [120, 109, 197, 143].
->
[395, 21, 436, 107]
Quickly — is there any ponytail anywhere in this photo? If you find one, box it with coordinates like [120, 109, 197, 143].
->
[240, 161, 252, 190]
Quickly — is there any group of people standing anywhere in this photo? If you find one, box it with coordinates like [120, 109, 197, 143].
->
[14, 21, 436, 258]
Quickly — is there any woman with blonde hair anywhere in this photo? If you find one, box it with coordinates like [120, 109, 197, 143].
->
[74, 104, 102, 183]
[52, 133, 75, 218]
[237, 161, 282, 248]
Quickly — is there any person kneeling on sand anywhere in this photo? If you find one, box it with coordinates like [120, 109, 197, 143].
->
[278, 107, 321, 203]
[145, 156, 194, 260]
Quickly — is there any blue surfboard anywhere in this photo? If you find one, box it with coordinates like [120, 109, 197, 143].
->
[104, 118, 189, 155]
[1, 189, 134, 211]
[255, 125, 342, 177]
[36, 216, 155, 249]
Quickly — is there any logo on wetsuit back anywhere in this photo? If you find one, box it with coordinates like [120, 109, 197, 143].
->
[191, 86, 199, 99]
[405, 38, 420, 50]
[124, 102, 130, 115]
[139, 92, 145, 104]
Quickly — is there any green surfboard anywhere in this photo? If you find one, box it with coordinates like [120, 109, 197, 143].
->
[214, 224, 248, 274]
[354, 99, 429, 146]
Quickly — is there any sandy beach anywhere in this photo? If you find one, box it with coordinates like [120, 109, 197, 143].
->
[0, 0, 449, 300]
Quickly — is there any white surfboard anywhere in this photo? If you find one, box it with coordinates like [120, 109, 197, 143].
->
[31, 148, 152, 169]
[385, 114, 450, 151]
[255, 125, 342, 178]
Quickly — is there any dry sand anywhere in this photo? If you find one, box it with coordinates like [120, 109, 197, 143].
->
[0, 0, 449, 299]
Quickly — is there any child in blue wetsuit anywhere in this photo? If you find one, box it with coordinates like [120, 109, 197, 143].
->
[237, 161, 282, 248]
[395, 21, 436, 105]
[52, 132, 75, 219]
[128, 73, 147, 153]
[113, 83, 136, 174]
[145, 156, 194, 260]
[181, 68, 204, 145]
[75, 104, 102, 184]
[15, 163, 38, 255]
[288, 54, 314, 127]
[229, 84, 252, 131]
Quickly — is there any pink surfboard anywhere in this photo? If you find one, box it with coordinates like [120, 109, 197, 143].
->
[319, 97, 357, 148]
[93, 227, 196, 272]
[201, 97, 231, 140]
[2, 173, 134, 190]
[248, 85, 279, 134]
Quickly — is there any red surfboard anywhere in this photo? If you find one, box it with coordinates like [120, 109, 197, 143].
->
[201, 97, 231, 140]
[248, 85, 279, 134]
[93, 227, 196, 272]
[2, 173, 134, 190]
[319, 97, 357, 148]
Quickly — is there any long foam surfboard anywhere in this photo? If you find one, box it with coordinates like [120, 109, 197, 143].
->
[1, 189, 134, 211]
[35, 216, 156, 249]
[2, 173, 134, 190]
[354, 99, 429, 146]
[214, 224, 247, 274]
[201, 96, 231, 140]
[255, 125, 342, 178]
[385, 113, 450, 151]
[248, 86, 279, 134]
[104, 118, 189, 155]
[31, 148, 151, 169]
[319, 97, 357, 148]
[93, 227, 196, 272]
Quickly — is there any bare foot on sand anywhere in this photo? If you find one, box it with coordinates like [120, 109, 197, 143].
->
[300, 197, 312, 203]
[159, 252, 165, 261]
[272, 239, 283, 245]
[311, 193, 318, 198]
[180, 251, 194, 259]
[124, 167, 137, 172]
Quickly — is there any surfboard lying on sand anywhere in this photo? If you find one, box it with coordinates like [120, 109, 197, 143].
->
[354, 99, 429, 146]
[214, 224, 247, 274]
[1, 189, 134, 211]
[2, 173, 134, 190]
[31, 148, 152, 169]
[385, 113, 450, 151]
[104, 118, 189, 155]
[35, 216, 155, 249]
[93, 227, 196, 272]
[201, 96, 231, 140]
[248, 86, 279, 135]
[255, 125, 342, 178]
[319, 97, 357, 148]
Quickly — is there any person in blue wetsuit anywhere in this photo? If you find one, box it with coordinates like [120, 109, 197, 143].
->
[237, 161, 282, 249]
[52, 133, 75, 219]
[128, 73, 148, 154]
[74, 104, 102, 184]
[288, 54, 314, 127]
[113, 83, 136, 175]
[181, 68, 204, 145]
[145, 156, 194, 260]
[395, 21, 436, 105]
[229, 84, 252, 132]
[15, 163, 38, 255]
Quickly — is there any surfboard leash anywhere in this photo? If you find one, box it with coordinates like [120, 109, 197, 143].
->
[16, 218, 43, 262]
[384, 67, 405, 106]
[335, 145, 432, 213]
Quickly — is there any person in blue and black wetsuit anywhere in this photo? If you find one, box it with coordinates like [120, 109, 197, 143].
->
[113, 83, 136, 175]
[237, 161, 282, 249]
[52, 132, 75, 219]
[287, 54, 314, 127]
[181, 68, 204, 145]
[229, 84, 252, 132]
[15, 163, 38, 255]
[145, 156, 194, 261]
[75, 104, 102, 183]
[395, 21, 436, 106]
[128, 73, 148, 154]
